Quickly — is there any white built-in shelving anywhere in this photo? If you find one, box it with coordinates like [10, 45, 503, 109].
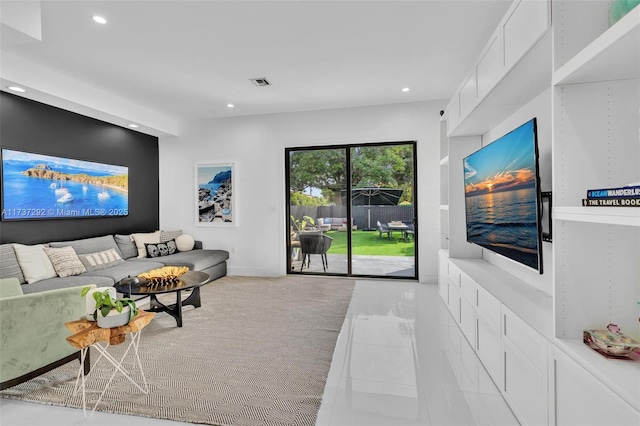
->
[438, 0, 640, 423]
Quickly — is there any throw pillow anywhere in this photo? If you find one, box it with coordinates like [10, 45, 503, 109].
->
[43, 246, 87, 278]
[145, 239, 178, 258]
[114, 234, 138, 259]
[175, 234, 195, 252]
[130, 231, 161, 258]
[160, 229, 182, 243]
[12, 244, 57, 284]
[78, 248, 125, 272]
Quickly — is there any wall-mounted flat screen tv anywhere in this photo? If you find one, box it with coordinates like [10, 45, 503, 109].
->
[463, 118, 543, 273]
[1, 149, 128, 220]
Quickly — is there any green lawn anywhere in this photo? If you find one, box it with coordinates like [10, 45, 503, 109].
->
[326, 230, 414, 256]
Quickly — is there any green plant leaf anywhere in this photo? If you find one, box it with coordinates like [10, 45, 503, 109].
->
[80, 286, 92, 297]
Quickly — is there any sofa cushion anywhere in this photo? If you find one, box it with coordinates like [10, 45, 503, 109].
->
[130, 231, 161, 258]
[78, 248, 125, 272]
[13, 244, 57, 284]
[145, 239, 178, 258]
[114, 234, 138, 259]
[43, 246, 86, 278]
[20, 275, 114, 294]
[49, 235, 122, 256]
[82, 260, 165, 283]
[129, 249, 229, 271]
[0, 244, 26, 284]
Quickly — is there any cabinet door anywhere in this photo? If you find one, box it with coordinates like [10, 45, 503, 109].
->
[504, 338, 548, 425]
[552, 348, 640, 426]
[476, 310, 502, 386]
[459, 295, 476, 348]
[448, 281, 461, 324]
[438, 253, 449, 303]
[503, 0, 550, 70]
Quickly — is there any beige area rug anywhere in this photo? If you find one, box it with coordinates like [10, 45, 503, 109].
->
[0, 276, 354, 426]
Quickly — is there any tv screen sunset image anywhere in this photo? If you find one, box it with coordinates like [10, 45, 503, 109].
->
[463, 119, 540, 271]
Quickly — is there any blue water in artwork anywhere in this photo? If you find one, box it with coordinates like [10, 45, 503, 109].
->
[2, 162, 128, 220]
[465, 187, 538, 266]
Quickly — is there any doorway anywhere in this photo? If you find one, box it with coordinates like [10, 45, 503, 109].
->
[286, 141, 417, 279]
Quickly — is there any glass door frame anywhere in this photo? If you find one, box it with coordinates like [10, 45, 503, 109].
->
[285, 140, 418, 280]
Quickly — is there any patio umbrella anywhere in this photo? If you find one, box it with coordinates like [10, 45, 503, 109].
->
[341, 188, 404, 230]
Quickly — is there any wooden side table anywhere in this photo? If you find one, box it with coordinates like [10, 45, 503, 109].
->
[65, 310, 155, 417]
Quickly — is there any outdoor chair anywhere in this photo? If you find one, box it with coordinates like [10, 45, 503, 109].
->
[376, 221, 390, 239]
[299, 234, 333, 272]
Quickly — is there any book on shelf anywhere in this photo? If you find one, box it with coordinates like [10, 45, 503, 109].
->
[582, 198, 640, 207]
[587, 185, 640, 199]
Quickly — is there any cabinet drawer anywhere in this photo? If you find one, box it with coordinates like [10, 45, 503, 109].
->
[503, 306, 546, 372]
[459, 273, 477, 304]
[460, 296, 476, 348]
[448, 262, 462, 287]
[476, 285, 500, 329]
[476, 311, 502, 385]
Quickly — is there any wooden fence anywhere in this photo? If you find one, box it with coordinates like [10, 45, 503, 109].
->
[290, 205, 414, 230]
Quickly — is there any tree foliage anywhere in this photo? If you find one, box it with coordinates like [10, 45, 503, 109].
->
[289, 145, 414, 205]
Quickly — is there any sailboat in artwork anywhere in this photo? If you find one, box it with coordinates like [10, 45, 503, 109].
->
[54, 178, 68, 196]
[98, 182, 110, 200]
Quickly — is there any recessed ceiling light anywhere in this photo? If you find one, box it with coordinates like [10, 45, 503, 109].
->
[227, 104, 235, 108]
[128, 124, 139, 128]
[7, 86, 26, 93]
[402, 87, 410, 92]
[93, 15, 107, 24]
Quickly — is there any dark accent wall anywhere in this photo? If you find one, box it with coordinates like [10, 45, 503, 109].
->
[0, 92, 159, 244]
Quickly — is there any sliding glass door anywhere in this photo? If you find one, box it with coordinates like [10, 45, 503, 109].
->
[286, 142, 417, 279]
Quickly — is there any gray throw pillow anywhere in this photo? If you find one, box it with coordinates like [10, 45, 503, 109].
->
[114, 234, 138, 259]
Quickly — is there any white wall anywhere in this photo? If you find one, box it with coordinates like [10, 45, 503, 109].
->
[159, 101, 444, 282]
[480, 88, 553, 295]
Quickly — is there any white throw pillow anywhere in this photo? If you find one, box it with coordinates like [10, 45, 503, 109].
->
[130, 231, 161, 258]
[13, 244, 57, 284]
[175, 234, 195, 252]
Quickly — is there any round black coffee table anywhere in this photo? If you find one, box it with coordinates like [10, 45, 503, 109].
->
[114, 270, 209, 327]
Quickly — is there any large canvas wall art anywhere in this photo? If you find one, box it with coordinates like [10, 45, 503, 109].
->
[1, 149, 128, 220]
[196, 163, 234, 226]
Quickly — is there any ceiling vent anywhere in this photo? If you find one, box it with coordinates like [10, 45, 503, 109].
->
[250, 77, 270, 87]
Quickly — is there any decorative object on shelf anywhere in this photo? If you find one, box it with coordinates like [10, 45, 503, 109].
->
[583, 183, 640, 207]
[81, 287, 138, 328]
[138, 266, 189, 286]
[583, 323, 640, 359]
[609, 0, 640, 27]
[196, 163, 235, 226]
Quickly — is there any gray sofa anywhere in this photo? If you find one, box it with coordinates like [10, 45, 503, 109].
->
[0, 234, 229, 294]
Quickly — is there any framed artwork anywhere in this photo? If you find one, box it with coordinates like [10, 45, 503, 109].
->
[1, 149, 128, 221]
[196, 163, 235, 226]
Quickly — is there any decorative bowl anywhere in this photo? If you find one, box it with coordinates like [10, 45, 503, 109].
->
[138, 266, 188, 286]
[583, 324, 640, 359]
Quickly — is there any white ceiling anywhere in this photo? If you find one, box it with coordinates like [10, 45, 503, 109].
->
[1, 1, 511, 135]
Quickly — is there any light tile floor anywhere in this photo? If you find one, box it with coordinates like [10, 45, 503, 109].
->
[316, 280, 519, 426]
[0, 281, 518, 426]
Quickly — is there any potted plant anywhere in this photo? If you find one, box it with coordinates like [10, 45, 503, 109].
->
[81, 287, 139, 328]
[290, 215, 317, 232]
